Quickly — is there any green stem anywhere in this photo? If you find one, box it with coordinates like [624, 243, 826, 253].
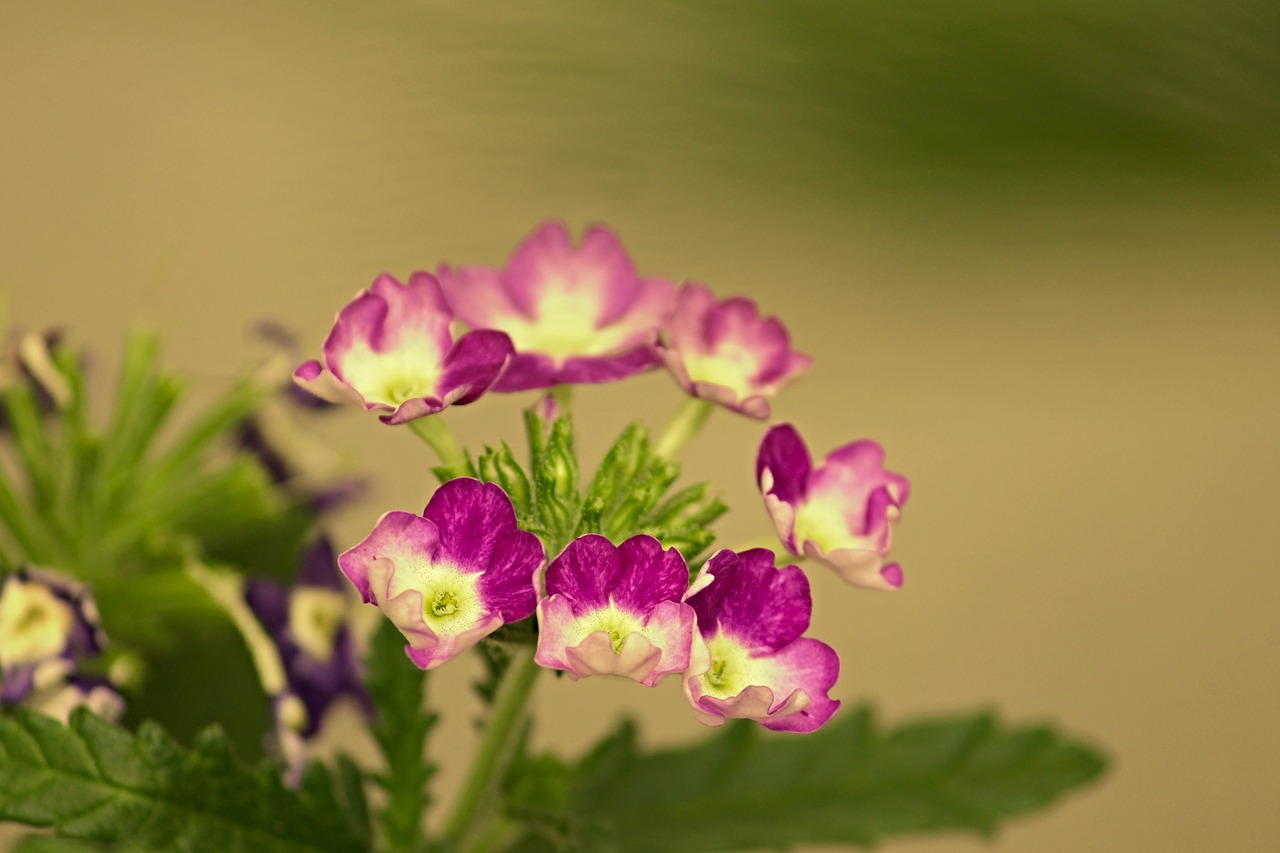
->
[654, 398, 715, 459]
[441, 648, 541, 849]
[409, 416, 469, 477]
[549, 384, 573, 414]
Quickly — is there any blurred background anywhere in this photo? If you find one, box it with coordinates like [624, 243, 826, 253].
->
[2, 1, 1278, 850]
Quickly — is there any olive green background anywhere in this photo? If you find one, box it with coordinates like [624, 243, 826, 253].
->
[3, 2, 1278, 851]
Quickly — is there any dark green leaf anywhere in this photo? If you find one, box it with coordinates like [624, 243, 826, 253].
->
[0, 707, 367, 853]
[367, 619, 436, 851]
[526, 707, 1106, 852]
[334, 754, 371, 842]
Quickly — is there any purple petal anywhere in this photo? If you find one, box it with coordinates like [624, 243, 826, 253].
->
[493, 352, 562, 392]
[881, 563, 905, 589]
[380, 395, 447, 425]
[543, 534, 620, 613]
[438, 328, 515, 405]
[297, 539, 345, 590]
[811, 441, 910, 513]
[422, 479, 519, 570]
[323, 289, 390, 381]
[0, 663, 37, 705]
[403, 614, 504, 671]
[804, 543, 901, 591]
[502, 221, 641, 321]
[534, 595, 696, 687]
[557, 345, 662, 385]
[244, 579, 290, 635]
[687, 550, 811, 652]
[292, 360, 363, 405]
[338, 511, 443, 603]
[612, 536, 689, 615]
[477, 530, 544, 622]
[438, 263, 524, 327]
[368, 272, 454, 357]
[756, 638, 841, 733]
[756, 424, 812, 506]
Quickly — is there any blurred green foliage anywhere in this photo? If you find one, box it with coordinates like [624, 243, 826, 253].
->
[312, 0, 1280, 199]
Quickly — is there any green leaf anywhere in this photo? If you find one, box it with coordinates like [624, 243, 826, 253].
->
[0, 707, 367, 853]
[334, 755, 372, 843]
[367, 619, 437, 851]
[523, 707, 1106, 852]
[13, 835, 114, 853]
[3, 385, 58, 510]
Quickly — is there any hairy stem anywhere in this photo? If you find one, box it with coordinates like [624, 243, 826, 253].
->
[441, 647, 541, 849]
[409, 416, 469, 478]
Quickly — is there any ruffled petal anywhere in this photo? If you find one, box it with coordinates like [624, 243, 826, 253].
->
[422, 479, 518, 571]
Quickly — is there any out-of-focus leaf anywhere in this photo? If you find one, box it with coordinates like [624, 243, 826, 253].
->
[510, 707, 1106, 852]
[0, 707, 366, 853]
[367, 619, 436, 851]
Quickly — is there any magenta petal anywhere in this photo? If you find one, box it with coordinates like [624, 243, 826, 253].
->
[292, 360, 363, 405]
[337, 511, 442, 603]
[439, 328, 515, 405]
[439, 221, 675, 389]
[369, 272, 453, 356]
[756, 424, 812, 506]
[558, 346, 662, 385]
[437, 264, 521, 326]
[611, 536, 689, 615]
[543, 534, 619, 613]
[502, 221, 641, 321]
[880, 563, 905, 589]
[493, 352, 562, 392]
[477, 531, 544, 622]
[422, 479, 518, 571]
[687, 550, 811, 652]
[757, 638, 841, 733]
[660, 283, 810, 413]
[380, 396, 447, 425]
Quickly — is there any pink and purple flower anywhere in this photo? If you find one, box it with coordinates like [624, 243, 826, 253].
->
[294, 272, 514, 424]
[438, 221, 676, 391]
[535, 534, 697, 687]
[757, 424, 909, 591]
[657, 283, 812, 419]
[338, 478, 543, 670]
[683, 549, 839, 733]
[0, 567, 123, 722]
[244, 539, 371, 743]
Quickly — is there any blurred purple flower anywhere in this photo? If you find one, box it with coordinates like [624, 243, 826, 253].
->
[757, 424, 910, 591]
[658, 284, 812, 418]
[438, 220, 676, 391]
[244, 539, 371, 744]
[0, 567, 123, 722]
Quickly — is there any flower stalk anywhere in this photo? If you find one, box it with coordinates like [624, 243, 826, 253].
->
[441, 646, 541, 849]
[654, 398, 714, 459]
[410, 416, 469, 477]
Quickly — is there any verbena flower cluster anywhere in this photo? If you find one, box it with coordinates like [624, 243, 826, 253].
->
[296, 220, 911, 734]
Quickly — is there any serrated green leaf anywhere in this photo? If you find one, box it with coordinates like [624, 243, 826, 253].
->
[521, 707, 1105, 852]
[367, 618, 436, 851]
[0, 708, 367, 853]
